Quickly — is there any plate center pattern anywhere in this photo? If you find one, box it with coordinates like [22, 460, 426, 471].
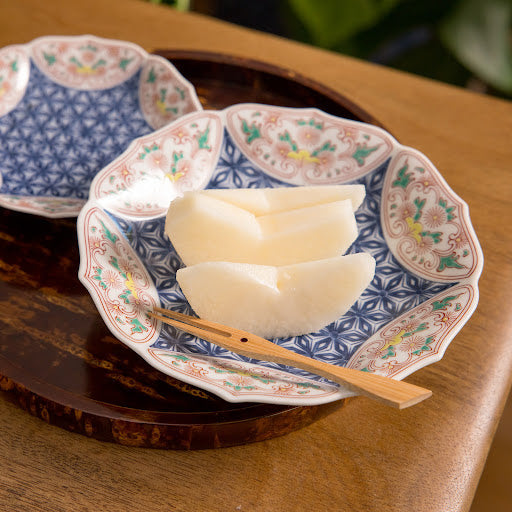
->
[0, 62, 152, 199]
[111, 130, 453, 383]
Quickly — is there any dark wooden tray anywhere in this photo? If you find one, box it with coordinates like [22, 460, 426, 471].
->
[0, 51, 380, 449]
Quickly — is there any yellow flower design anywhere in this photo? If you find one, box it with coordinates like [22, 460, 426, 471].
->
[124, 272, 139, 299]
[406, 216, 423, 243]
[165, 172, 184, 182]
[156, 99, 168, 115]
[287, 149, 320, 163]
[382, 329, 406, 350]
[75, 65, 98, 75]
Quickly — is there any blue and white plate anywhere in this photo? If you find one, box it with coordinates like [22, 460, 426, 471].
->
[0, 35, 201, 217]
[77, 105, 483, 405]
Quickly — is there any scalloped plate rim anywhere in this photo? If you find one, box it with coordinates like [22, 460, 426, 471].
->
[77, 103, 484, 406]
[0, 34, 202, 218]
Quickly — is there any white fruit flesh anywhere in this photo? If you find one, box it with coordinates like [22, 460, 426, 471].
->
[165, 193, 358, 266]
[257, 200, 357, 266]
[176, 253, 376, 338]
[201, 185, 365, 215]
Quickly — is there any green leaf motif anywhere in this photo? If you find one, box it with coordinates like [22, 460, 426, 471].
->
[170, 151, 184, 174]
[119, 290, 132, 304]
[196, 126, 211, 150]
[352, 142, 379, 166]
[421, 230, 442, 244]
[432, 295, 460, 311]
[439, 198, 456, 221]
[242, 119, 261, 144]
[92, 59, 107, 70]
[109, 256, 127, 280]
[79, 44, 97, 52]
[311, 141, 336, 157]
[175, 86, 185, 100]
[279, 131, 298, 152]
[288, 0, 400, 49]
[100, 220, 118, 244]
[382, 346, 396, 359]
[130, 318, 148, 334]
[69, 56, 82, 68]
[101, 223, 119, 245]
[92, 268, 107, 290]
[439, 0, 512, 95]
[392, 163, 413, 189]
[147, 67, 157, 83]
[438, 253, 464, 272]
[413, 197, 426, 222]
[119, 57, 133, 70]
[139, 144, 159, 159]
[297, 118, 323, 129]
[168, 354, 190, 362]
[296, 381, 321, 390]
[224, 382, 256, 391]
[43, 52, 56, 66]
[412, 336, 434, 355]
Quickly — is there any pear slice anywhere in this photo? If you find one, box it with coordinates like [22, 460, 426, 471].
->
[176, 253, 376, 339]
[165, 192, 358, 266]
[200, 184, 365, 215]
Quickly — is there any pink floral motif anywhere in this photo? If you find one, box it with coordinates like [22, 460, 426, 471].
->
[424, 205, 447, 228]
[31, 36, 146, 90]
[316, 150, 337, 173]
[449, 231, 469, 250]
[0, 194, 86, 217]
[146, 349, 339, 401]
[147, 150, 170, 172]
[413, 235, 435, 256]
[297, 124, 322, 146]
[102, 269, 124, 290]
[168, 125, 192, 144]
[400, 335, 429, 353]
[396, 200, 416, 221]
[90, 112, 223, 218]
[139, 55, 202, 129]
[78, 206, 159, 344]
[225, 105, 393, 185]
[0, 46, 30, 117]
[88, 235, 106, 255]
[347, 284, 477, 378]
[382, 150, 482, 281]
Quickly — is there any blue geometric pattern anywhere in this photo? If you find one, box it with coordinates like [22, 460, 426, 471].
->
[208, 129, 293, 189]
[0, 61, 152, 198]
[110, 130, 453, 382]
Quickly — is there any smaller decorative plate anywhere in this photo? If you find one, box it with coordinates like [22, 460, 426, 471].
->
[78, 104, 483, 406]
[0, 35, 202, 217]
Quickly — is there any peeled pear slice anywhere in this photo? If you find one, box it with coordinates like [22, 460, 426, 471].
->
[176, 253, 376, 338]
[200, 185, 366, 215]
[165, 193, 358, 266]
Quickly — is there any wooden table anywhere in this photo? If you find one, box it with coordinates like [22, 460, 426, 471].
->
[1, 1, 511, 511]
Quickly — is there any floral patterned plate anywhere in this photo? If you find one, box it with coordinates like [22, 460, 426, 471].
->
[0, 35, 202, 218]
[77, 104, 483, 406]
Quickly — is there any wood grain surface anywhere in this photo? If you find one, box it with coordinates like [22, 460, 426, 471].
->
[1, 1, 512, 511]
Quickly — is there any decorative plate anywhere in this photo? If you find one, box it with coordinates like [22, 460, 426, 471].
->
[0, 35, 202, 218]
[77, 104, 483, 406]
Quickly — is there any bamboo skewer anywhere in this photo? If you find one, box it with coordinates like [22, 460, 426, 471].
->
[150, 307, 432, 409]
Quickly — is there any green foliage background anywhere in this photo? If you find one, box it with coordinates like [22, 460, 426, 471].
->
[150, 0, 512, 97]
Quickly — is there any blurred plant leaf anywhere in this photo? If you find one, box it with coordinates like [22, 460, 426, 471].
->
[440, 0, 512, 94]
[287, 0, 402, 48]
[149, 0, 190, 9]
